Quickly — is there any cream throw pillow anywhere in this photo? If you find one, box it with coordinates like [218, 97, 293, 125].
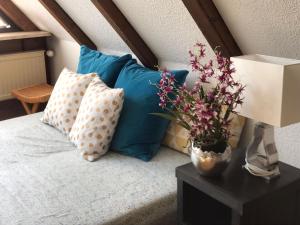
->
[41, 68, 96, 134]
[69, 77, 124, 162]
[163, 114, 246, 154]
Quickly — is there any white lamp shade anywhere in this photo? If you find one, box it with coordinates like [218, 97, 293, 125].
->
[231, 54, 300, 127]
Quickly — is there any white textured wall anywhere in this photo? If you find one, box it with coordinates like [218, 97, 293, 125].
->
[214, 0, 300, 168]
[113, 0, 214, 63]
[55, 0, 215, 64]
[213, 0, 300, 59]
[11, 0, 80, 82]
[12, 0, 300, 168]
[55, 0, 130, 53]
[46, 38, 79, 81]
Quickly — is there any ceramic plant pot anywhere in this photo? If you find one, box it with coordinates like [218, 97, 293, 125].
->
[190, 141, 232, 177]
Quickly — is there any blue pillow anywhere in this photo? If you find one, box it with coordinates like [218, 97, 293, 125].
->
[77, 45, 132, 87]
[111, 59, 188, 161]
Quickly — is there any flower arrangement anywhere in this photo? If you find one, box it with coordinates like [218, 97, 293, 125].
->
[154, 43, 245, 153]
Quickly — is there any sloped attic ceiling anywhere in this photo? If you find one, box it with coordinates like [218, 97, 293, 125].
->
[112, 0, 215, 63]
[11, 0, 300, 64]
[214, 0, 300, 59]
[11, 0, 215, 65]
[11, 0, 71, 41]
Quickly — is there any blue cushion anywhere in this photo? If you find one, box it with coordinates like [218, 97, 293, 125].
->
[77, 45, 132, 87]
[111, 59, 188, 161]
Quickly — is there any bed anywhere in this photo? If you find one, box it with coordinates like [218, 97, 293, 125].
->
[0, 113, 190, 225]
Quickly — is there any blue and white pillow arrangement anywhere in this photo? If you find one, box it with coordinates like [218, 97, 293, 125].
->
[42, 45, 188, 162]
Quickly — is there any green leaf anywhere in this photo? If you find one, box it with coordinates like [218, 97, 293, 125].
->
[200, 86, 205, 99]
[149, 113, 177, 121]
[177, 121, 190, 130]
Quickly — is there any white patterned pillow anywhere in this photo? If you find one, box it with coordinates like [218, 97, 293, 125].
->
[41, 68, 96, 134]
[69, 77, 124, 162]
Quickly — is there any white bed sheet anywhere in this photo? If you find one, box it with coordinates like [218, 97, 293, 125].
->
[0, 113, 190, 225]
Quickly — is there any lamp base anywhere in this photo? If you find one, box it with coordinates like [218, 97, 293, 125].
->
[243, 122, 280, 181]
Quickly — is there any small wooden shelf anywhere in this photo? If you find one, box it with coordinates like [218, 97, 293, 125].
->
[0, 31, 51, 41]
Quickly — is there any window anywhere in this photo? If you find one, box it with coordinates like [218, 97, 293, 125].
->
[0, 12, 20, 33]
[0, 17, 11, 29]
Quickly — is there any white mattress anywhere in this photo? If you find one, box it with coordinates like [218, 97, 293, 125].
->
[0, 113, 190, 225]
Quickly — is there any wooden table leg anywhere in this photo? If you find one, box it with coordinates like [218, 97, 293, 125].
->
[20, 101, 32, 114]
[20, 101, 40, 114]
[31, 103, 40, 113]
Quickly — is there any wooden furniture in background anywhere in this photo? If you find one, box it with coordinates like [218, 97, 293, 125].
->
[182, 0, 242, 58]
[176, 161, 300, 225]
[0, 31, 50, 55]
[38, 0, 97, 50]
[0, 31, 51, 41]
[91, 0, 158, 69]
[12, 83, 53, 114]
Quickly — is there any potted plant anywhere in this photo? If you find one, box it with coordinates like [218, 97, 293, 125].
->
[154, 43, 245, 176]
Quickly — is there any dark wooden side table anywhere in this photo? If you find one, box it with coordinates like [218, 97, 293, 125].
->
[176, 161, 300, 225]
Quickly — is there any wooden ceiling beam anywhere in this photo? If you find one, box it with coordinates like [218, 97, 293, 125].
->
[39, 0, 97, 50]
[182, 0, 242, 57]
[0, 0, 39, 31]
[91, 0, 158, 69]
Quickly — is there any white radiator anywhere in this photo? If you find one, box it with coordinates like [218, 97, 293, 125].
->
[0, 50, 47, 101]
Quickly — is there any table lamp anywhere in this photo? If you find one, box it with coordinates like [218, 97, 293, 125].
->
[231, 54, 300, 180]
